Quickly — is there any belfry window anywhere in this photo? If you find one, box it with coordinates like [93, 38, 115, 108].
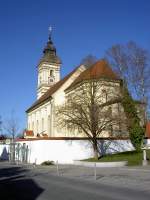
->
[50, 70, 54, 77]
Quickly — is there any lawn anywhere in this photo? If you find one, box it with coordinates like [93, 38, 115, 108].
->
[84, 149, 150, 166]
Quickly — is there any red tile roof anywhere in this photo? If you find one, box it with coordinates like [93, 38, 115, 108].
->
[66, 59, 120, 91]
[146, 122, 150, 138]
[24, 130, 34, 137]
[26, 65, 82, 113]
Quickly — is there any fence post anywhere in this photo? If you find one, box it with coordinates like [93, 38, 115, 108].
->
[33, 158, 37, 168]
[94, 162, 97, 180]
[142, 149, 148, 166]
[56, 160, 59, 176]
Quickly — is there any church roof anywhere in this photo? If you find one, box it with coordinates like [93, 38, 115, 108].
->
[26, 65, 82, 113]
[66, 59, 120, 91]
[24, 130, 34, 137]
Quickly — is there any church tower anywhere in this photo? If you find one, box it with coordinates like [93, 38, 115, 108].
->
[37, 31, 61, 99]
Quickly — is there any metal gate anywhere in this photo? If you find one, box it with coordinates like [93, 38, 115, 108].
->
[9, 142, 29, 164]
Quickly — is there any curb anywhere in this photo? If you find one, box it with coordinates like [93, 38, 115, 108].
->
[73, 160, 128, 167]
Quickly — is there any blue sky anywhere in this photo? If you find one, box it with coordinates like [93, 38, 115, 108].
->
[0, 0, 150, 132]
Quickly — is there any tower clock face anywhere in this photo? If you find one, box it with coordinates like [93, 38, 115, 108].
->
[49, 77, 54, 83]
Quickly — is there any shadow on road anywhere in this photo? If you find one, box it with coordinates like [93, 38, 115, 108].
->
[0, 165, 44, 200]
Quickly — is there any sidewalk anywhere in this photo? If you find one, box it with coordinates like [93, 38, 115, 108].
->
[26, 163, 150, 192]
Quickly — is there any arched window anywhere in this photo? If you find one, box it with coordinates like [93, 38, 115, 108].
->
[108, 106, 112, 115]
[48, 115, 50, 136]
[108, 107, 113, 135]
[32, 122, 34, 131]
[117, 103, 121, 132]
[42, 118, 44, 132]
[102, 89, 108, 102]
[36, 120, 39, 133]
[109, 123, 113, 135]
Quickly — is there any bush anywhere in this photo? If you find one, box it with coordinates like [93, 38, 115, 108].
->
[130, 123, 144, 152]
[41, 160, 54, 166]
[122, 87, 144, 151]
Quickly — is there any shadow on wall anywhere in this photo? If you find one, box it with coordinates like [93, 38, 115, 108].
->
[98, 140, 134, 156]
[0, 147, 9, 160]
[0, 166, 44, 200]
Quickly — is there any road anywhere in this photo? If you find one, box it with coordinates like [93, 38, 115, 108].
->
[0, 163, 150, 200]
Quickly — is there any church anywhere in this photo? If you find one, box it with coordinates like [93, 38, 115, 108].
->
[24, 33, 140, 139]
[20, 33, 145, 164]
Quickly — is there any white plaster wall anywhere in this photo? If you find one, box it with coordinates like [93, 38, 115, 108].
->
[17, 139, 134, 164]
[53, 65, 85, 106]
[146, 139, 150, 145]
[17, 140, 93, 164]
[27, 101, 51, 136]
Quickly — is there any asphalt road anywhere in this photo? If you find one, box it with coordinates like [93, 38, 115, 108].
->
[0, 164, 150, 200]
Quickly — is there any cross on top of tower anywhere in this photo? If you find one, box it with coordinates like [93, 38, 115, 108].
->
[48, 26, 52, 41]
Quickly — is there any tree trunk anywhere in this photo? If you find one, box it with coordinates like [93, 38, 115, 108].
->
[92, 139, 99, 160]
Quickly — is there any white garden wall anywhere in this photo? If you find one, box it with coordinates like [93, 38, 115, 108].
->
[146, 139, 150, 145]
[16, 139, 134, 164]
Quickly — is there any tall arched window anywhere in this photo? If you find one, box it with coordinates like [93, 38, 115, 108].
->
[102, 89, 108, 102]
[32, 122, 34, 130]
[48, 115, 50, 136]
[117, 103, 121, 132]
[42, 118, 44, 132]
[108, 106, 112, 116]
[36, 120, 39, 133]
[28, 123, 30, 130]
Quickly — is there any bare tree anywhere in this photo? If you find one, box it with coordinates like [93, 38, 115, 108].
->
[4, 111, 19, 139]
[3, 112, 19, 163]
[80, 54, 97, 68]
[56, 80, 123, 159]
[105, 41, 150, 119]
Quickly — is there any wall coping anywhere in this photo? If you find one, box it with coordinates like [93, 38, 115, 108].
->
[16, 137, 130, 142]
